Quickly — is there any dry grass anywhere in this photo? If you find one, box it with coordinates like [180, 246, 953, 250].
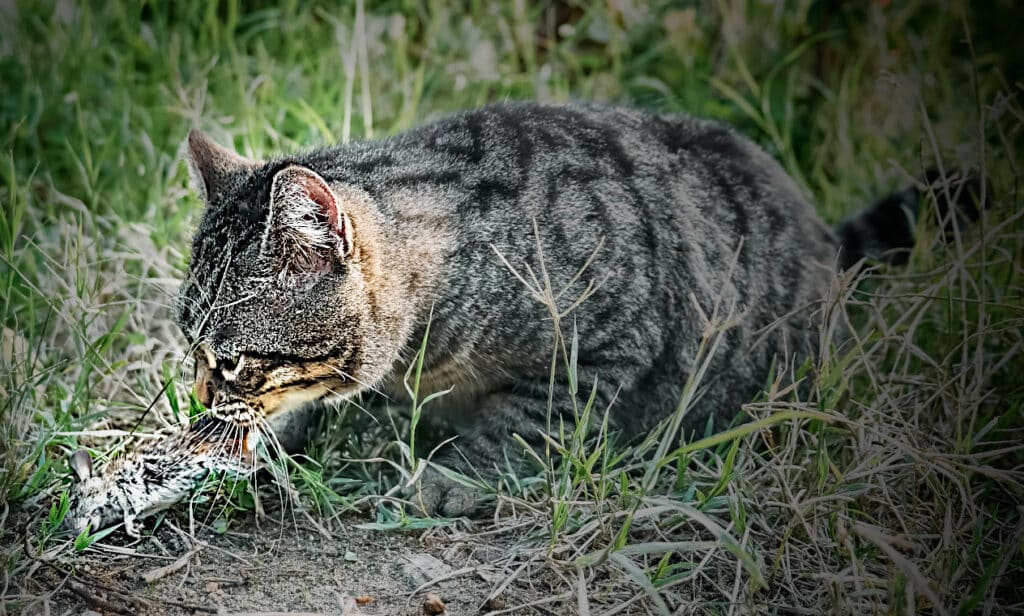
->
[397, 168, 1023, 614]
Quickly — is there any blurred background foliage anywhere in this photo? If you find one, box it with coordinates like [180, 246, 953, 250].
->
[2, 0, 1021, 229]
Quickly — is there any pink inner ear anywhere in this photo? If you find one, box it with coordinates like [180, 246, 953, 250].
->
[301, 175, 344, 236]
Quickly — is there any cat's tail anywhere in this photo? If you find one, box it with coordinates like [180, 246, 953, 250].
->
[835, 169, 985, 269]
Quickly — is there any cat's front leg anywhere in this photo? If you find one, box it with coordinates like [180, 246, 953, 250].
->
[412, 376, 614, 517]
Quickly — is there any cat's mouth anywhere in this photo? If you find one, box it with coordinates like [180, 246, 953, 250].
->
[64, 415, 261, 535]
[210, 378, 356, 427]
[210, 399, 259, 425]
[196, 345, 359, 426]
[188, 414, 261, 462]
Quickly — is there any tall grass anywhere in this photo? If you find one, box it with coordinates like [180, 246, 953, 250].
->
[1, 0, 1021, 613]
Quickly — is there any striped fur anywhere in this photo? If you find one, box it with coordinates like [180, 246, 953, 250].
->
[71, 102, 944, 524]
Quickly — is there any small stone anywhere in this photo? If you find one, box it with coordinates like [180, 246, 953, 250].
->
[204, 581, 219, 593]
[484, 596, 506, 611]
[470, 545, 503, 563]
[400, 553, 454, 587]
[422, 592, 446, 615]
[80, 610, 102, 616]
[355, 595, 373, 605]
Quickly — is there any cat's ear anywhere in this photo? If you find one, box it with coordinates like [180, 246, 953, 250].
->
[185, 130, 258, 202]
[266, 165, 353, 275]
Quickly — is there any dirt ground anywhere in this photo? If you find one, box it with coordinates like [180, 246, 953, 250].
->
[17, 512, 553, 616]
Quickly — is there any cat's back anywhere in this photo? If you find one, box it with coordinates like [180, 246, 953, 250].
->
[303, 102, 837, 321]
[295, 102, 839, 432]
[311, 101, 819, 238]
[333, 100, 837, 301]
[377, 102, 831, 255]
[357, 103, 838, 373]
[400, 101, 836, 296]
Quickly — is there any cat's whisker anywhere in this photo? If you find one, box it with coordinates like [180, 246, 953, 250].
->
[244, 424, 265, 524]
[190, 241, 234, 343]
[254, 415, 288, 467]
[167, 417, 223, 466]
[199, 421, 254, 530]
[200, 461, 234, 532]
[210, 289, 264, 312]
[228, 423, 247, 471]
[169, 427, 210, 462]
[323, 389, 374, 422]
[328, 367, 387, 401]
[250, 414, 298, 531]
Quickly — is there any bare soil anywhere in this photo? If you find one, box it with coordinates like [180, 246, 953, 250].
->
[20, 513, 551, 616]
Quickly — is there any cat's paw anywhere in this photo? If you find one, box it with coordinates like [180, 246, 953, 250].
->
[410, 467, 488, 518]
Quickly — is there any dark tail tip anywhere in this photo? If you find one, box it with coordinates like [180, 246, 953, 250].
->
[836, 168, 987, 270]
[921, 167, 987, 232]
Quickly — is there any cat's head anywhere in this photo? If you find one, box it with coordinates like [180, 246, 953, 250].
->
[175, 131, 400, 428]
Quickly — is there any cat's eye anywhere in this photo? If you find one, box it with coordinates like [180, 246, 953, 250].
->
[218, 354, 246, 380]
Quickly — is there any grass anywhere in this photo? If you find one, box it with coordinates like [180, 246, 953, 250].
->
[2, 0, 1023, 614]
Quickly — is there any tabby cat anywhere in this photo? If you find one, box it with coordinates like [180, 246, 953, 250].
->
[65, 102, 962, 531]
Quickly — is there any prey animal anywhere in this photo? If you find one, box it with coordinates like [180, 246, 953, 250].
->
[64, 102, 965, 533]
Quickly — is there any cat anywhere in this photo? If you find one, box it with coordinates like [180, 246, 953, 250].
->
[65, 101, 970, 530]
